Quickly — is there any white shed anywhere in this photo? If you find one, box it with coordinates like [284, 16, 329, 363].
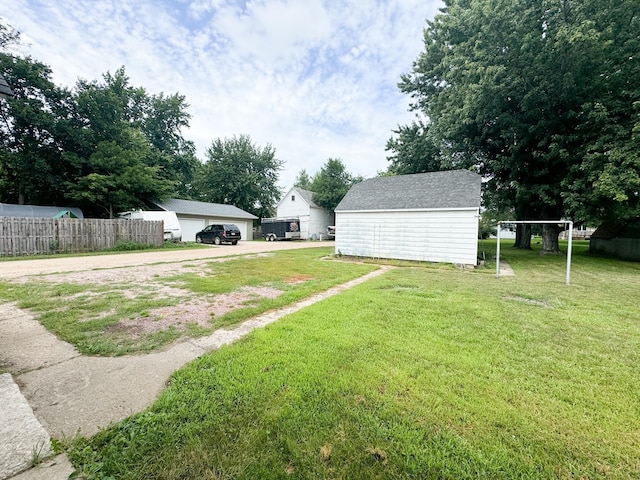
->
[334, 170, 481, 265]
[276, 187, 333, 240]
[149, 198, 258, 243]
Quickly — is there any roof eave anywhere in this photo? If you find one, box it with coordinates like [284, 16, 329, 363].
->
[336, 206, 480, 214]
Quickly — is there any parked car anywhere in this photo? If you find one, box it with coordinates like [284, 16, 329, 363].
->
[195, 224, 241, 245]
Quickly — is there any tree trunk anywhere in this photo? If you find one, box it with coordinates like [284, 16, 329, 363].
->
[541, 224, 562, 254]
[513, 223, 532, 249]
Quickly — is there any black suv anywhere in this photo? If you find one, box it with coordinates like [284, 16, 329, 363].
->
[195, 224, 241, 245]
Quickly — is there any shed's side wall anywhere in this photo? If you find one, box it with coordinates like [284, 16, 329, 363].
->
[335, 209, 479, 264]
[590, 237, 640, 262]
[308, 207, 333, 240]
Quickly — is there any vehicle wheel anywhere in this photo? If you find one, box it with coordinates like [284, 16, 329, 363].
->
[195, 236, 203, 244]
[213, 236, 222, 245]
[232, 241, 238, 245]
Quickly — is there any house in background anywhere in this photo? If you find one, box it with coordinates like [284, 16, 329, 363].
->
[0, 202, 84, 219]
[276, 187, 333, 240]
[492, 224, 516, 240]
[148, 198, 257, 242]
[334, 170, 482, 265]
[560, 224, 596, 240]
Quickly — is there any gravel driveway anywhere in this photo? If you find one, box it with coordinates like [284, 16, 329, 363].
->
[0, 241, 335, 279]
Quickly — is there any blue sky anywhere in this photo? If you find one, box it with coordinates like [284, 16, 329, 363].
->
[5, 0, 443, 190]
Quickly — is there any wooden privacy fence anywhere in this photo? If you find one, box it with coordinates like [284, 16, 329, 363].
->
[0, 217, 164, 257]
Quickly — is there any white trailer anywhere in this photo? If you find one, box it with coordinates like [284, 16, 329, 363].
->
[119, 210, 182, 241]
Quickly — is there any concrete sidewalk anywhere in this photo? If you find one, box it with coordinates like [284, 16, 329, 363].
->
[1, 266, 389, 479]
[0, 374, 53, 479]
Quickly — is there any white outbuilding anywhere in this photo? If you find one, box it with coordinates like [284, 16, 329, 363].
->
[276, 187, 333, 240]
[148, 198, 258, 242]
[334, 170, 482, 265]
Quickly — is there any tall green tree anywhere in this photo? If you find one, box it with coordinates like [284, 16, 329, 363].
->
[141, 93, 199, 198]
[196, 134, 283, 218]
[396, 0, 640, 252]
[561, 1, 640, 226]
[67, 129, 173, 218]
[67, 68, 175, 216]
[293, 169, 313, 190]
[0, 19, 20, 49]
[0, 53, 77, 206]
[0, 46, 199, 216]
[309, 158, 362, 212]
[75, 71, 198, 199]
[386, 121, 447, 175]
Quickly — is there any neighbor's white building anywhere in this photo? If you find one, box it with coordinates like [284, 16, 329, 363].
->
[149, 198, 257, 243]
[276, 187, 333, 240]
[334, 170, 482, 265]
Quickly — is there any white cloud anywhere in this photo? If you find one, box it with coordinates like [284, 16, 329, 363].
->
[213, 0, 332, 65]
[4, 0, 443, 190]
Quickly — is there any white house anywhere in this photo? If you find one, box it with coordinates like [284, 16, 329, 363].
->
[276, 187, 333, 240]
[334, 170, 482, 265]
[148, 199, 258, 243]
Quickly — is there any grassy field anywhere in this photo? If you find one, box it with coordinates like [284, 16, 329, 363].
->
[0, 248, 376, 355]
[64, 241, 640, 478]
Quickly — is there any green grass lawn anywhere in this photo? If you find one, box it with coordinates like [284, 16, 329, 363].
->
[0, 248, 376, 356]
[68, 241, 640, 478]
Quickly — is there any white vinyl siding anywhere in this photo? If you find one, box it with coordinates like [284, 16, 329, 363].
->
[277, 197, 306, 218]
[335, 209, 479, 264]
[308, 207, 333, 240]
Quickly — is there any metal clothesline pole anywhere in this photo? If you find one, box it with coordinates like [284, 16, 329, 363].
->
[496, 223, 501, 278]
[496, 220, 574, 285]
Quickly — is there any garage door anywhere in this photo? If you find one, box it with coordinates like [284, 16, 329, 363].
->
[179, 218, 205, 242]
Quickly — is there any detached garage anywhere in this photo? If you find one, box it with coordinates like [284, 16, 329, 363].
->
[149, 199, 257, 243]
[334, 170, 481, 265]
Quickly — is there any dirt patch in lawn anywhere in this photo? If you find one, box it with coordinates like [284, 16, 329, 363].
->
[285, 274, 315, 284]
[13, 253, 307, 346]
[107, 286, 286, 336]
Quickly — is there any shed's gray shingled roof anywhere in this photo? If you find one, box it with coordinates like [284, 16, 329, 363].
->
[152, 198, 258, 219]
[335, 170, 481, 212]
